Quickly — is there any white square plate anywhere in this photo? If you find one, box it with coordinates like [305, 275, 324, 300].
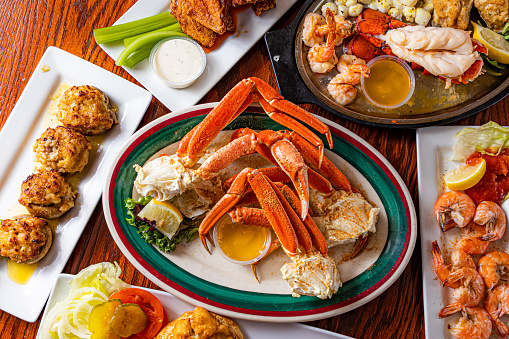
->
[98, 0, 298, 112]
[417, 126, 509, 339]
[36, 274, 354, 339]
[0, 46, 152, 322]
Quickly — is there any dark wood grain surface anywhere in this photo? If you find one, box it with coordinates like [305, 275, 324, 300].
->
[1, 1, 507, 338]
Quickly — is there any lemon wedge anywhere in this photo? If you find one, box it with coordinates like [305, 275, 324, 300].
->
[444, 158, 486, 191]
[138, 199, 183, 239]
[472, 22, 509, 64]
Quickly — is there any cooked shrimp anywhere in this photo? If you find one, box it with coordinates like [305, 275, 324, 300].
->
[307, 46, 338, 73]
[447, 306, 492, 339]
[484, 284, 509, 338]
[434, 191, 476, 232]
[474, 201, 506, 242]
[327, 55, 370, 105]
[302, 13, 326, 47]
[439, 267, 485, 317]
[432, 240, 475, 289]
[306, 8, 336, 64]
[315, 15, 353, 46]
[457, 223, 490, 255]
[478, 251, 509, 290]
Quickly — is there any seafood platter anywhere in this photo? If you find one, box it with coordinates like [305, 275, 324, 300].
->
[265, 0, 509, 127]
[418, 123, 509, 339]
[102, 79, 417, 322]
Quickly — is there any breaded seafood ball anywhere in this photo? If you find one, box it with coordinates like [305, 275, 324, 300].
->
[56, 85, 118, 135]
[18, 169, 76, 219]
[33, 126, 92, 174]
[0, 215, 52, 263]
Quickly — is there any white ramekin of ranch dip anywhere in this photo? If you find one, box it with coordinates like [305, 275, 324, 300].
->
[149, 36, 206, 89]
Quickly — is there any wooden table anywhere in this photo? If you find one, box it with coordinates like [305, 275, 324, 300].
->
[1, 1, 507, 338]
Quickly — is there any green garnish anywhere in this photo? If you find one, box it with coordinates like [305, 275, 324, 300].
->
[94, 12, 177, 44]
[115, 31, 189, 68]
[125, 196, 200, 252]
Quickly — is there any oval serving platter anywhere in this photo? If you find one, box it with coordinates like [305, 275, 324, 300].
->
[265, 0, 509, 128]
[103, 103, 417, 322]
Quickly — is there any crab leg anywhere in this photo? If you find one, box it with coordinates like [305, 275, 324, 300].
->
[199, 168, 252, 254]
[277, 184, 328, 256]
[248, 77, 333, 149]
[248, 170, 299, 254]
[287, 132, 352, 192]
[228, 207, 272, 228]
[177, 77, 332, 168]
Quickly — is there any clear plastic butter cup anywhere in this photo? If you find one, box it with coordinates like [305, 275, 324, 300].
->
[149, 36, 206, 89]
[212, 216, 272, 265]
[360, 55, 415, 109]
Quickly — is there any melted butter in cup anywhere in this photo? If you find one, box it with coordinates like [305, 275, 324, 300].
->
[213, 215, 271, 265]
[361, 55, 415, 109]
[150, 37, 206, 89]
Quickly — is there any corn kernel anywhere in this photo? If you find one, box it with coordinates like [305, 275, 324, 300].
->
[392, 0, 405, 9]
[335, 0, 348, 5]
[401, 0, 417, 6]
[358, 0, 372, 4]
[345, 0, 358, 7]
[376, 0, 391, 13]
[368, 1, 378, 10]
[422, 2, 433, 12]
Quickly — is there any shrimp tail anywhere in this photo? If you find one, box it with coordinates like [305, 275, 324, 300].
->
[495, 317, 509, 338]
[439, 302, 462, 318]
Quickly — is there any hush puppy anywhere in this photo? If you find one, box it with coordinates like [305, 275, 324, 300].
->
[56, 85, 118, 135]
[18, 169, 76, 219]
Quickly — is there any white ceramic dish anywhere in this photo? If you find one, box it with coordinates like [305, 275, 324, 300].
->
[98, 0, 298, 112]
[417, 126, 509, 339]
[102, 103, 417, 322]
[0, 46, 152, 322]
[36, 273, 355, 339]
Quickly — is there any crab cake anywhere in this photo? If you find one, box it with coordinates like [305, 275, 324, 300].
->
[33, 126, 92, 174]
[0, 215, 52, 264]
[18, 170, 76, 219]
[56, 85, 118, 135]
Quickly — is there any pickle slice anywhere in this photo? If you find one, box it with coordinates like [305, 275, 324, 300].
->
[89, 299, 122, 339]
[109, 303, 148, 337]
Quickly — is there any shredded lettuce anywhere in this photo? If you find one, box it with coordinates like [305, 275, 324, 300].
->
[453, 121, 509, 161]
[125, 196, 200, 252]
[41, 262, 130, 339]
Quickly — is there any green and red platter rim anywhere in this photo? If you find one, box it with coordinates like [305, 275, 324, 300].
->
[103, 103, 417, 322]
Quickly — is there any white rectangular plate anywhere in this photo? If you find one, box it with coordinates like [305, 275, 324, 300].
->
[36, 274, 354, 339]
[417, 126, 509, 339]
[0, 46, 152, 322]
[98, 0, 297, 112]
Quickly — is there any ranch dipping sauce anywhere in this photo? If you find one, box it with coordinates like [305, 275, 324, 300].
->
[150, 37, 206, 88]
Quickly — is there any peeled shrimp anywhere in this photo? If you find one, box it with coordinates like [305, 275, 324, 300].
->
[484, 284, 509, 338]
[432, 240, 475, 289]
[478, 251, 509, 290]
[439, 267, 485, 317]
[307, 47, 338, 74]
[447, 306, 492, 339]
[457, 223, 490, 255]
[315, 15, 353, 46]
[474, 201, 506, 242]
[306, 8, 336, 64]
[302, 13, 326, 47]
[327, 54, 370, 105]
[434, 191, 476, 232]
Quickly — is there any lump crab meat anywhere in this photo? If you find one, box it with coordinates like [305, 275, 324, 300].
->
[310, 190, 380, 247]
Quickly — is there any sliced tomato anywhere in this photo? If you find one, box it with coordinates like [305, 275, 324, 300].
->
[110, 288, 166, 339]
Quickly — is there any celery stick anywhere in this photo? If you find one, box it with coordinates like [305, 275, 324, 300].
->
[116, 31, 189, 67]
[123, 23, 184, 47]
[94, 12, 177, 44]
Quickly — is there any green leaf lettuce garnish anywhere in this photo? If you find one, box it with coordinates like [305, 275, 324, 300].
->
[453, 121, 509, 161]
